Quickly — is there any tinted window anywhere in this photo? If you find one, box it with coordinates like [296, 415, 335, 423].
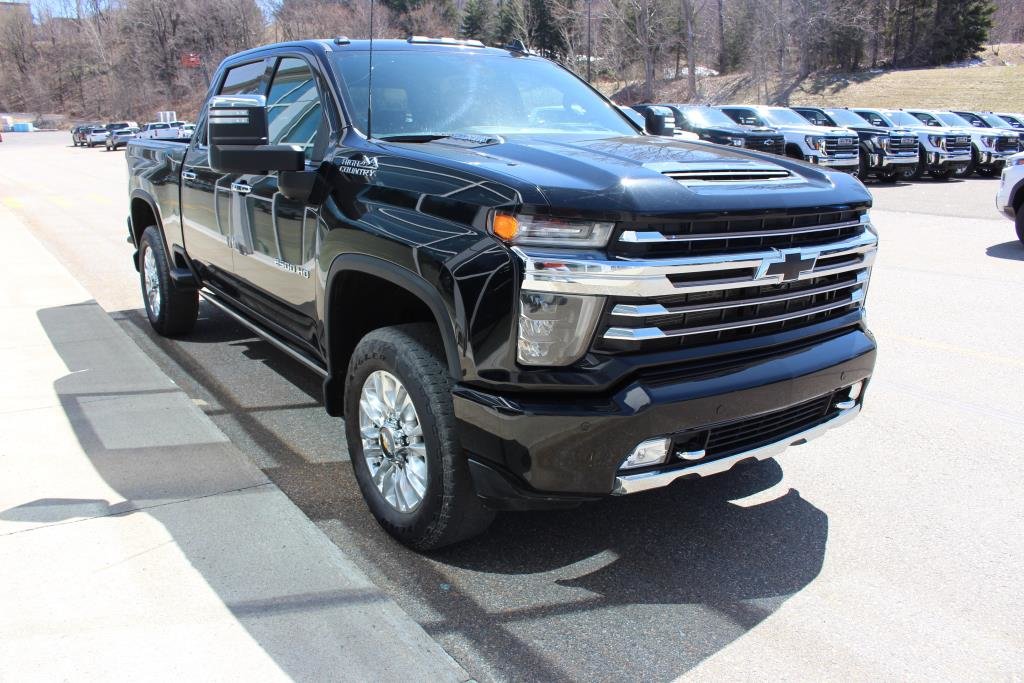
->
[220, 60, 267, 97]
[266, 57, 326, 160]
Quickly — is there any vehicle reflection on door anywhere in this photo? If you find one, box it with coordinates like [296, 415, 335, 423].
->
[231, 174, 319, 349]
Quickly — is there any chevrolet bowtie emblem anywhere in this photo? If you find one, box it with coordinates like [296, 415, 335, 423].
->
[763, 251, 817, 282]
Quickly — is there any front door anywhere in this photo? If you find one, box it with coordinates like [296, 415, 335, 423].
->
[231, 55, 330, 349]
[180, 58, 271, 289]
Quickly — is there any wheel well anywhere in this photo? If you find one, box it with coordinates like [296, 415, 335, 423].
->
[130, 197, 157, 246]
[1014, 186, 1024, 213]
[785, 143, 804, 159]
[324, 270, 443, 415]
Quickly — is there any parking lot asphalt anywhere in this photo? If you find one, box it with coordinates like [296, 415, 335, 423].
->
[1, 132, 1022, 680]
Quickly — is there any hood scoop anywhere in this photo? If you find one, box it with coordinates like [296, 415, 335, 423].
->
[663, 164, 792, 184]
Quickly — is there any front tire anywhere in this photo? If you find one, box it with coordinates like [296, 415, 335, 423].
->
[1016, 209, 1024, 246]
[931, 169, 952, 181]
[138, 226, 198, 337]
[345, 324, 494, 550]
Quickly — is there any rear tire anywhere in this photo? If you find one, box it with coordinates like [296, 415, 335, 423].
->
[345, 324, 495, 550]
[138, 226, 198, 337]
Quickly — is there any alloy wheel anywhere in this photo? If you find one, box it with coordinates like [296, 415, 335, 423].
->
[358, 370, 428, 513]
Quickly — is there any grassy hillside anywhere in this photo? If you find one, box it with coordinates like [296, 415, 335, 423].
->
[608, 43, 1024, 112]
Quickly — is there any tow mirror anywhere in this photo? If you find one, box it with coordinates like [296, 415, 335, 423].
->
[643, 106, 677, 137]
[208, 94, 305, 174]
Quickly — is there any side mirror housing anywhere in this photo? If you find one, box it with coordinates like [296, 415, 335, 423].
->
[644, 106, 677, 137]
[208, 94, 305, 174]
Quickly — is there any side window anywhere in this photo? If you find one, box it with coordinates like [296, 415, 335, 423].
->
[220, 60, 268, 97]
[266, 57, 327, 161]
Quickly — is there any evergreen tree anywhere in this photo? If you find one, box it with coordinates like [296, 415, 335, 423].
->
[461, 0, 492, 41]
[932, 0, 994, 62]
[527, 0, 568, 58]
[495, 0, 527, 45]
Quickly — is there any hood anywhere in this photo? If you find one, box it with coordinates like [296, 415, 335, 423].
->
[377, 134, 871, 215]
[761, 123, 854, 137]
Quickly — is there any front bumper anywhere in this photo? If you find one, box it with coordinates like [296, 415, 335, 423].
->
[979, 149, 1017, 166]
[456, 327, 875, 509]
[922, 150, 971, 171]
[808, 154, 859, 169]
[875, 153, 919, 167]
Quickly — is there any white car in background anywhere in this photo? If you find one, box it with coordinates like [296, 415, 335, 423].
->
[84, 126, 109, 148]
[106, 126, 140, 150]
[996, 152, 1024, 245]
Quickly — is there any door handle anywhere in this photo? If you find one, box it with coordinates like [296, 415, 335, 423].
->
[182, 170, 197, 181]
[230, 181, 252, 195]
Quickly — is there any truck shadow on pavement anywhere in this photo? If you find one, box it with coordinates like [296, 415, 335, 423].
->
[30, 301, 830, 681]
[986, 241, 1024, 261]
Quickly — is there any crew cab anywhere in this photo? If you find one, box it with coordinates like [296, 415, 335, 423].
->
[953, 111, 1024, 138]
[905, 109, 1021, 177]
[718, 105, 860, 172]
[126, 38, 877, 549]
[997, 152, 1024, 245]
[793, 106, 919, 181]
[637, 104, 786, 156]
[852, 108, 971, 180]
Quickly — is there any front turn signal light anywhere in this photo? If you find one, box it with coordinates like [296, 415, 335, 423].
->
[491, 213, 519, 240]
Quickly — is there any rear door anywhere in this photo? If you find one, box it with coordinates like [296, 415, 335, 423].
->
[231, 53, 334, 349]
[180, 58, 271, 288]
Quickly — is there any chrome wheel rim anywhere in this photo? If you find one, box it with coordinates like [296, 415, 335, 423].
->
[143, 247, 161, 318]
[358, 370, 428, 513]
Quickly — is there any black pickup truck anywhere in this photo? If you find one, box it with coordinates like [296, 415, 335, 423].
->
[634, 103, 787, 156]
[126, 37, 877, 549]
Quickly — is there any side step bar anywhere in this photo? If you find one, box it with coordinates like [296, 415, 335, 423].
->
[198, 289, 328, 378]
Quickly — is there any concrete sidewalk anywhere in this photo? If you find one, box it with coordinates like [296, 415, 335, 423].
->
[0, 204, 469, 681]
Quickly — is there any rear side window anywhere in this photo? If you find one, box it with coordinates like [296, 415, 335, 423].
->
[266, 57, 326, 161]
[220, 60, 268, 97]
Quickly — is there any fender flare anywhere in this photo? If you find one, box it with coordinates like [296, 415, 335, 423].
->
[321, 253, 463, 414]
[129, 190, 199, 288]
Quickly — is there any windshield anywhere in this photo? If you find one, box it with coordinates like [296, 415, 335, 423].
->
[886, 111, 921, 127]
[680, 106, 737, 127]
[938, 112, 971, 127]
[332, 51, 635, 139]
[999, 114, 1024, 129]
[982, 114, 1011, 128]
[826, 109, 868, 127]
[763, 108, 815, 126]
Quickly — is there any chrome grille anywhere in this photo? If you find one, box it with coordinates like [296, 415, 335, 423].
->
[888, 135, 918, 155]
[945, 135, 971, 154]
[596, 268, 868, 353]
[612, 209, 866, 259]
[824, 136, 859, 157]
[996, 136, 1021, 153]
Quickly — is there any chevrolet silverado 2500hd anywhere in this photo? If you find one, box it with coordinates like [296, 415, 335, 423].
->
[126, 38, 877, 549]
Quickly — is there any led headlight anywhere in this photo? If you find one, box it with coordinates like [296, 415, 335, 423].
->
[517, 292, 603, 366]
[874, 135, 890, 150]
[729, 137, 745, 147]
[804, 135, 825, 151]
[927, 135, 944, 148]
[490, 212, 615, 248]
[981, 135, 996, 148]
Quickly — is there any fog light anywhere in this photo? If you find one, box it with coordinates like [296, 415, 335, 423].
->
[836, 381, 863, 410]
[517, 292, 603, 366]
[621, 437, 671, 470]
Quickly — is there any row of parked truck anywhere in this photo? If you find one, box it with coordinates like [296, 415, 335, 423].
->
[628, 103, 1024, 182]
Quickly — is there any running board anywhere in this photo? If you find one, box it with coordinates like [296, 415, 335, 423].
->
[198, 289, 328, 378]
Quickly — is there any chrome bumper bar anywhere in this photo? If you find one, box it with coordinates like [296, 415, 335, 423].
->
[612, 404, 861, 495]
